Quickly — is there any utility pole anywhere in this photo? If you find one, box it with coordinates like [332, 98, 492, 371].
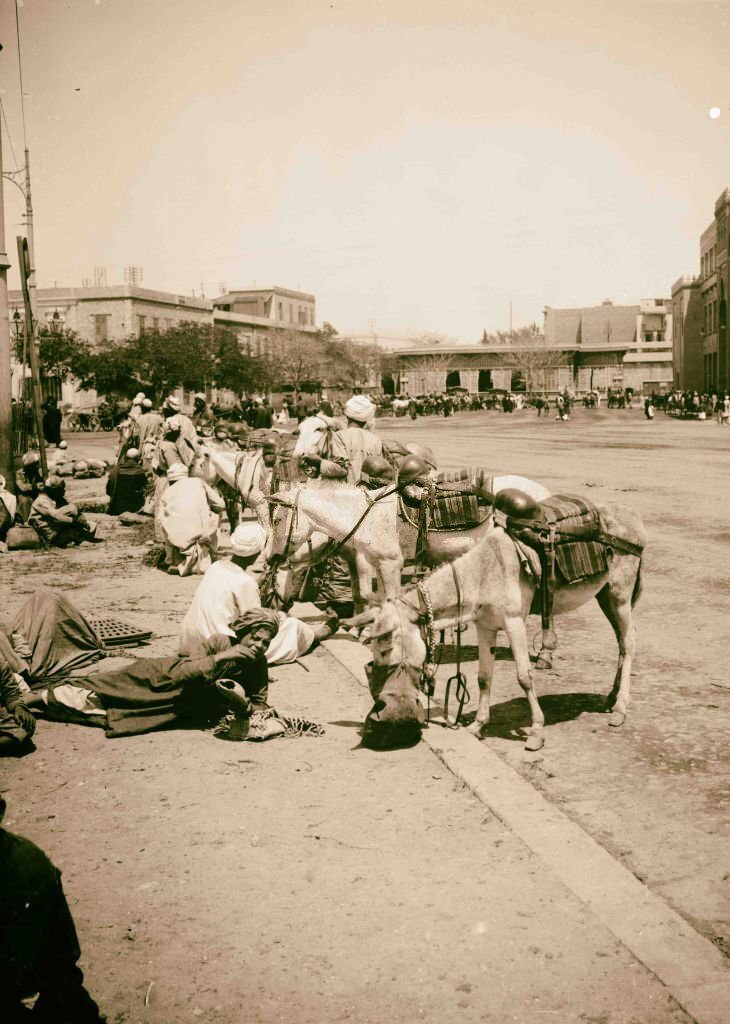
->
[0, 107, 16, 492]
[18, 235, 47, 476]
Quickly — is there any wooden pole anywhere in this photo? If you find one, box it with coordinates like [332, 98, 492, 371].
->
[0, 108, 15, 492]
[17, 235, 47, 476]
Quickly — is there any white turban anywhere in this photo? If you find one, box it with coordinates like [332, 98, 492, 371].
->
[344, 395, 376, 425]
[230, 523, 267, 557]
[133, 392, 146, 404]
[165, 396, 181, 412]
[125, 448, 140, 460]
[166, 462, 189, 481]
[142, 398, 153, 409]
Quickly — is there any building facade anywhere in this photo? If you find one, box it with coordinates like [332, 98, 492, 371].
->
[8, 284, 212, 407]
[394, 299, 672, 397]
[212, 287, 318, 356]
[671, 188, 730, 393]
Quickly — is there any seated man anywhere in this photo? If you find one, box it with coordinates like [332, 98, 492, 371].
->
[0, 659, 36, 756]
[158, 463, 225, 576]
[105, 447, 148, 516]
[29, 476, 103, 547]
[179, 522, 336, 665]
[0, 473, 17, 549]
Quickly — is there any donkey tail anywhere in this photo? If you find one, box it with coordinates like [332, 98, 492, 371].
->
[631, 556, 643, 607]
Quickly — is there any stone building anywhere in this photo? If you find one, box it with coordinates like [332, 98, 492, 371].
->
[212, 286, 318, 355]
[671, 188, 729, 393]
[8, 284, 212, 408]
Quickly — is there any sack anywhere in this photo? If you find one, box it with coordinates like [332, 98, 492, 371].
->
[6, 524, 42, 550]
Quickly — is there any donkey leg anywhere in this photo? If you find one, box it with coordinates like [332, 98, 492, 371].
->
[468, 622, 498, 738]
[503, 614, 545, 750]
[376, 556, 404, 604]
[596, 581, 636, 727]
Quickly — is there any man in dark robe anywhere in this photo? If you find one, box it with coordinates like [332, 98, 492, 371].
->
[105, 448, 147, 515]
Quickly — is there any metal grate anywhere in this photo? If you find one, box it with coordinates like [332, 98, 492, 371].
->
[89, 618, 153, 648]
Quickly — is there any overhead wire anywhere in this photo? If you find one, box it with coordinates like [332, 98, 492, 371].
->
[14, 0, 28, 150]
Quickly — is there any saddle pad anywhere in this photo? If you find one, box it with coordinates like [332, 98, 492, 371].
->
[555, 541, 609, 583]
[538, 494, 599, 540]
[438, 467, 494, 493]
[430, 492, 481, 530]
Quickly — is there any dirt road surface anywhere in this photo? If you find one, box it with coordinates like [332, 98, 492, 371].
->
[1, 406, 727, 1023]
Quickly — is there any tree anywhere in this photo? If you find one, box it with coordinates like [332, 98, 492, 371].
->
[81, 321, 263, 403]
[481, 324, 568, 393]
[261, 329, 327, 392]
[401, 352, 456, 393]
[14, 325, 92, 382]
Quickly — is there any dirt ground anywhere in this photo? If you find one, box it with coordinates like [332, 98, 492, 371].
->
[0, 406, 727, 1023]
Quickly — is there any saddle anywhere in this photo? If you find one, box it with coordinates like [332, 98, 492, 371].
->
[400, 480, 493, 531]
[497, 492, 628, 655]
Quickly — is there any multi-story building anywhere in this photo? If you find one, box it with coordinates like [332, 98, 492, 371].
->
[672, 188, 730, 392]
[8, 284, 212, 406]
[212, 286, 318, 355]
[394, 299, 672, 396]
[670, 275, 703, 391]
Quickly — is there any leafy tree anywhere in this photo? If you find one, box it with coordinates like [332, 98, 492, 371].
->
[81, 321, 265, 403]
[14, 325, 92, 381]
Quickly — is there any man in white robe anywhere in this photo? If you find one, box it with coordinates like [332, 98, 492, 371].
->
[158, 463, 225, 576]
[179, 523, 335, 664]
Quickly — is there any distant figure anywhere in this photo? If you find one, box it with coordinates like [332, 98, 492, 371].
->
[42, 398, 63, 447]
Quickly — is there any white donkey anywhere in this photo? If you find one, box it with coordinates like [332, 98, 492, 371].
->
[352, 500, 646, 751]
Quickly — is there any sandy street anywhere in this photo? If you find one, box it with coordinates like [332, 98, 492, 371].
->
[1, 404, 728, 1023]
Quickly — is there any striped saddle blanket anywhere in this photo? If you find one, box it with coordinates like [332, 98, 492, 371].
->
[511, 495, 609, 583]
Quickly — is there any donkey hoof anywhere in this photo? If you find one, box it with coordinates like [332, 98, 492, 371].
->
[524, 731, 544, 752]
[468, 720, 488, 739]
[608, 711, 626, 728]
[534, 653, 552, 671]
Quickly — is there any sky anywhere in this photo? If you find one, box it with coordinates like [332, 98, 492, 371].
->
[0, 0, 729, 341]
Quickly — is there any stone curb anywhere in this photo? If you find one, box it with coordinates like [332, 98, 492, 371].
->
[322, 635, 730, 1024]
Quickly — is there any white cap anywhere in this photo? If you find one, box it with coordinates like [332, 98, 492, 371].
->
[125, 448, 140, 459]
[230, 523, 267, 557]
[166, 462, 188, 481]
[165, 395, 181, 411]
[344, 395, 376, 424]
[133, 392, 146, 404]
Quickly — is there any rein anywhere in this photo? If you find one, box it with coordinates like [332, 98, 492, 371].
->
[413, 565, 469, 728]
[273, 484, 398, 571]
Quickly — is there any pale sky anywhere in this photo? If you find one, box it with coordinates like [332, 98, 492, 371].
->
[0, 0, 729, 340]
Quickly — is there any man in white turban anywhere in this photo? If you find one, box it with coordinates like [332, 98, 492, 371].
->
[313, 393, 383, 485]
[158, 464, 225, 575]
[179, 522, 336, 664]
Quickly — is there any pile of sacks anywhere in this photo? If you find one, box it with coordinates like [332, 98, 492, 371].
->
[47, 454, 109, 479]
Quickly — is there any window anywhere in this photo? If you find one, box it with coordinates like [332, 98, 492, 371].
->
[289, 304, 294, 323]
[152, 317, 160, 331]
[137, 314, 146, 335]
[278, 302, 283, 321]
[93, 314, 109, 344]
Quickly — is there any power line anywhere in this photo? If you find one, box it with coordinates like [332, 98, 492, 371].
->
[15, 0, 28, 149]
[0, 99, 20, 172]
